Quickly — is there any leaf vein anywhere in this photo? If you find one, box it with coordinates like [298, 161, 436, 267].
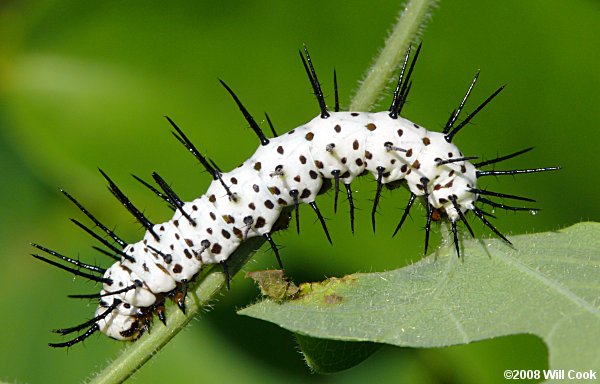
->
[496, 252, 600, 318]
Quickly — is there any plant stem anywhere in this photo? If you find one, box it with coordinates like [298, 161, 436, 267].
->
[350, 0, 439, 111]
[89, 1, 438, 382]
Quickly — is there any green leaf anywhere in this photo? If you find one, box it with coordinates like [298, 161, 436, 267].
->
[295, 334, 382, 374]
[240, 222, 600, 373]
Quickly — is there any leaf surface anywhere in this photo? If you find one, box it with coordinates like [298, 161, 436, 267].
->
[240, 223, 600, 374]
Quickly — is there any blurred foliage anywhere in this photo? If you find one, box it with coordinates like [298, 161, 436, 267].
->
[0, 0, 598, 383]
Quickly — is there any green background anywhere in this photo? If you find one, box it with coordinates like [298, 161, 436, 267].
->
[0, 1, 598, 383]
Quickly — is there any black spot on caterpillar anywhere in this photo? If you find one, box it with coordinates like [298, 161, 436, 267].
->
[32, 45, 559, 347]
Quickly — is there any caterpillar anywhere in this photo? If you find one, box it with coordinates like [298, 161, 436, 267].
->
[32, 44, 559, 347]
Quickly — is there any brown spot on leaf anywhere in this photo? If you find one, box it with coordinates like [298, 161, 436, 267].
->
[324, 294, 343, 305]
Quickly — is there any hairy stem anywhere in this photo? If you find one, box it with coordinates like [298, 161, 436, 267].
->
[350, 0, 439, 111]
[89, 1, 438, 382]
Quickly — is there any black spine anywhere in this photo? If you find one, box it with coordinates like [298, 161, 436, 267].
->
[443, 71, 480, 134]
[166, 116, 217, 179]
[264, 112, 278, 137]
[92, 246, 120, 261]
[290, 189, 300, 234]
[470, 188, 536, 202]
[389, 43, 422, 118]
[99, 169, 160, 242]
[477, 197, 538, 212]
[472, 207, 512, 245]
[393, 193, 416, 237]
[309, 201, 332, 244]
[331, 170, 340, 213]
[450, 196, 475, 238]
[299, 46, 330, 118]
[31, 243, 105, 274]
[49, 323, 100, 348]
[445, 85, 505, 143]
[61, 189, 127, 248]
[151, 172, 197, 226]
[52, 300, 120, 336]
[473, 147, 533, 168]
[32, 253, 111, 284]
[476, 166, 560, 177]
[219, 79, 270, 146]
[132, 174, 177, 210]
[344, 183, 355, 234]
[333, 69, 339, 112]
[68, 283, 138, 299]
[263, 232, 283, 269]
[371, 166, 385, 233]
[70, 218, 134, 262]
[451, 221, 460, 258]
[421, 177, 432, 256]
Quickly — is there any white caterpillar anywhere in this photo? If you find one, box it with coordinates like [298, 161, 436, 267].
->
[33, 45, 558, 347]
